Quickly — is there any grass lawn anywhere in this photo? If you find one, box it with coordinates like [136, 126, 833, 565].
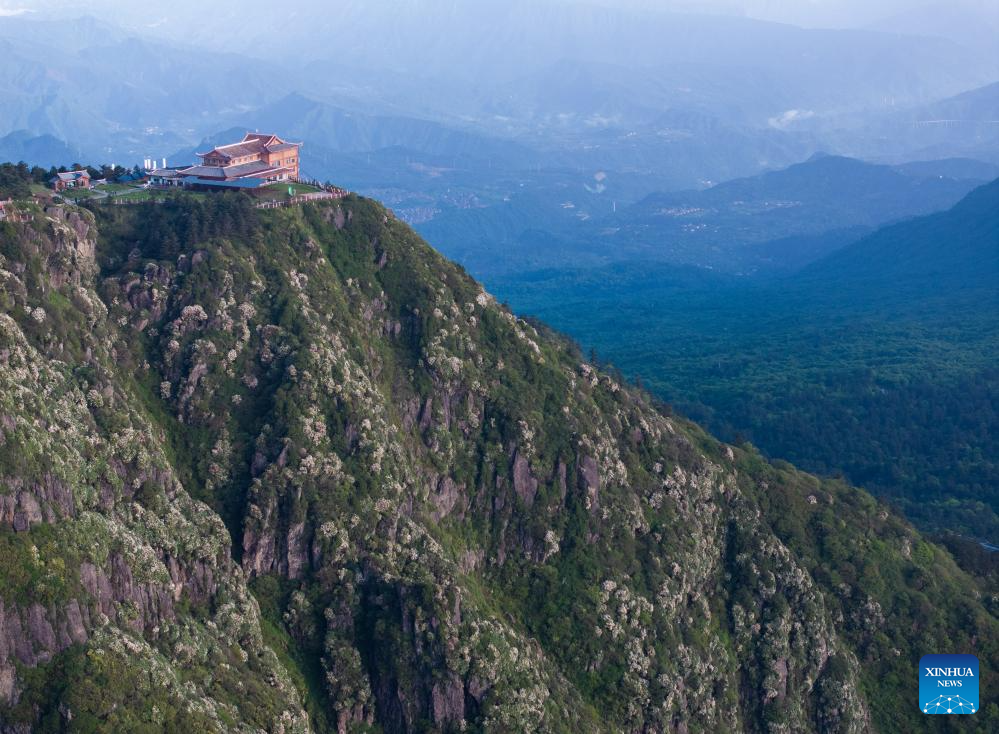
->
[254, 182, 321, 203]
[98, 183, 143, 194]
[60, 187, 98, 200]
[105, 189, 162, 202]
[108, 189, 210, 203]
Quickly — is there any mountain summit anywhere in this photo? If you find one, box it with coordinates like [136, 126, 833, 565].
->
[0, 193, 995, 732]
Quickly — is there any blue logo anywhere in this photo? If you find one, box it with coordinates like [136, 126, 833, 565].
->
[920, 654, 979, 714]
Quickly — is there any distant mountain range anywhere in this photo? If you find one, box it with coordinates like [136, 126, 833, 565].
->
[421, 154, 995, 278]
[868, 0, 999, 59]
[818, 80, 999, 163]
[0, 16, 293, 161]
[1, 7, 996, 296]
[798, 176, 999, 299]
[0, 5, 996, 170]
[0, 130, 83, 168]
[613, 154, 993, 270]
[172, 94, 544, 176]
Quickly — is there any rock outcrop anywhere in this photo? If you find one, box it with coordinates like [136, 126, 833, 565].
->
[0, 208, 309, 732]
[0, 195, 995, 733]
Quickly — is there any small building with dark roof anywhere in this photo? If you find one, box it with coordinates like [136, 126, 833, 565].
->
[50, 170, 91, 192]
[148, 168, 186, 188]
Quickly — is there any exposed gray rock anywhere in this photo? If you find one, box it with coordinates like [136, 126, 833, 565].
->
[431, 674, 465, 725]
[512, 450, 538, 507]
[579, 454, 601, 513]
[287, 522, 308, 579]
[432, 475, 463, 522]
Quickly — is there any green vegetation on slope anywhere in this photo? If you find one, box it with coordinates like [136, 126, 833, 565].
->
[0, 190, 996, 732]
[492, 180, 999, 544]
[0, 197, 310, 732]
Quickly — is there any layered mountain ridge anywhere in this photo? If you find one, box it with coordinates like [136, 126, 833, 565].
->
[0, 193, 995, 732]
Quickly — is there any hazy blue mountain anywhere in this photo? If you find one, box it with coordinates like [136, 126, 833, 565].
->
[340, 2, 995, 147]
[0, 16, 297, 161]
[209, 1, 994, 109]
[477, 59, 805, 131]
[920, 80, 999, 124]
[1, 6, 994, 215]
[497, 154, 990, 275]
[893, 156, 999, 181]
[238, 93, 540, 166]
[632, 152, 986, 218]
[0, 13, 124, 52]
[825, 81, 999, 163]
[798, 177, 999, 298]
[0, 130, 83, 167]
[868, 0, 999, 59]
[3, 4, 993, 160]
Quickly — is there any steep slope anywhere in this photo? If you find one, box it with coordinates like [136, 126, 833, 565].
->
[0, 203, 310, 732]
[493, 180, 999, 542]
[1, 193, 997, 732]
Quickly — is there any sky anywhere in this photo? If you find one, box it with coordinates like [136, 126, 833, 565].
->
[1, 0, 996, 51]
[578, 0, 999, 28]
[0, 0, 968, 28]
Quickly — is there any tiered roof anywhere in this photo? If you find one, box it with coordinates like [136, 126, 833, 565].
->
[181, 161, 290, 181]
[196, 133, 301, 162]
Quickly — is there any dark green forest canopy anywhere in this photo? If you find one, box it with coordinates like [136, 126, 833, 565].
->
[492, 179, 999, 545]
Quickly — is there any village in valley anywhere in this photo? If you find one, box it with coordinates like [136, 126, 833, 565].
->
[1, 131, 347, 214]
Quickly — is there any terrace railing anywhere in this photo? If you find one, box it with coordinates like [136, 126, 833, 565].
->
[255, 189, 349, 210]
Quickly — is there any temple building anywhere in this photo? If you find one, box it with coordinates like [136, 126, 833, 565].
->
[152, 133, 302, 190]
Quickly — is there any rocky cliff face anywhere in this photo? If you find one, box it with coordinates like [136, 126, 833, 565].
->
[0, 204, 309, 733]
[0, 196, 996, 733]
